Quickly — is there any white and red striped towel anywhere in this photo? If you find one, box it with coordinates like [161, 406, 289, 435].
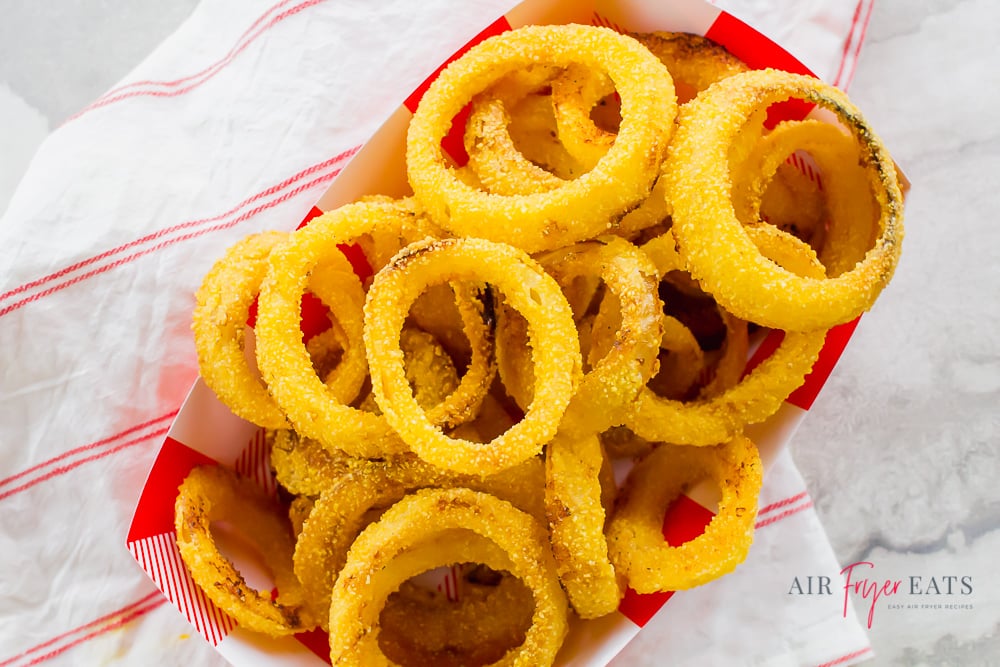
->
[0, 0, 877, 665]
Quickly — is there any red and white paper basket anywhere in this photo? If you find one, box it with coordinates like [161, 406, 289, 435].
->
[127, 0, 875, 664]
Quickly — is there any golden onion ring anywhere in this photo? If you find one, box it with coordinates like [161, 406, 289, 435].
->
[664, 69, 904, 331]
[256, 200, 414, 459]
[175, 465, 314, 635]
[406, 24, 676, 253]
[538, 236, 663, 436]
[625, 226, 827, 445]
[327, 488, 568, 665]
[192, 231, 291, 429]
[364, 237, 580, 475]
[545, 432, 622, 618]
[607, 435, 762, 592]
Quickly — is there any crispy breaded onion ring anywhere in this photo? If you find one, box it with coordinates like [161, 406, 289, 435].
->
[607, 435, 762, 593]
[364, 237, 580, 475]
[192, 231, 290, 428]
[327, 488, 568, 666]
[406, 24, 676, 253]
[626, 227, 826, 445]
[545, 433, 622, 618]
[736, 118, 876, 276]
[270, 428, 546, 517]
[174, 465, 314, 635]
[664, 69, 904, 331]
[538, 236, 663, 436]
[552, 32, 749, 233]
[292, 452, 545, 632]
[256, 200, 417, 459]
[550, 64, 616, 171]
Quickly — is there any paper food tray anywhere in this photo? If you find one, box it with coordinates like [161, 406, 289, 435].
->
[127, 0, 873, 664]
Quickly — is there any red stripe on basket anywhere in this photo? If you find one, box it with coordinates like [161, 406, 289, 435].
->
[0, 592, 162, 667]
[755, 501, 814, 529]
[739, 317, 860, 412]
[832, 0, 865, 88]
[706, 11, 813, 75]
[0, 410, 176, 492]
[0, 146, 358, 310]
[234, 428, 275, 496]
[127, 438, 218, 543]
[786, 317, 860, 410]
[817, 646, 873, 667]
[403, 16, 511, 114]
[140, 532, 234, 646]
[0, 426, 169, 503]
[295, 628, 333, 663]
[591, 13, 626, 34]
[705, 12, 816, 127]
[65, 0, 328, 123]
[154, 534, 195, 634]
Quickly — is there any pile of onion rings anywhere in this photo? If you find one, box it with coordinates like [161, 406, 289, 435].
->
[178, 22, 903, 666]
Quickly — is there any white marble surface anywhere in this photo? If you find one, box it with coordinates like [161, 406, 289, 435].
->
[0, 0, 996, 665]
[789, 0, 1000, 663]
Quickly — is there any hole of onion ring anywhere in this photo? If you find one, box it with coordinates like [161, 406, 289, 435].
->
[405, 283, 475, 374]
[657, 279, 727, 351]
[590, 93, 622, 133]
[378, 563, 534, 667]
[209, 520, 278, 594]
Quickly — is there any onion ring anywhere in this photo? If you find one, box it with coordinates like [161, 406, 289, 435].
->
[174, 465, 314, 635]
[737, 118, 877, 276]
[607, 435, 762, 592]
[664, 69, 904, 331]
[636, 31, 748, 103]
[538, 236, 663, 436]
[192, 231, 291, 429]
[545, 432, 622, 618]
[256, 200, 415, 459]
[625, 225, 827, 445]
[406, 24, 676, 253]
[364, 237, 580, 475]
[327, 487, 568, 666]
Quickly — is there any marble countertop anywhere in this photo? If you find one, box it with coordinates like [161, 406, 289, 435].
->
[790, 0, 1000, 662]
[1, 0, 996, 664]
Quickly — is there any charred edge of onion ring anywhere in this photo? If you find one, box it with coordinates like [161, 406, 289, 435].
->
[665, 68, 903, 331]
[175, 465, 314, 635]
[539, 236, 663, 436]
